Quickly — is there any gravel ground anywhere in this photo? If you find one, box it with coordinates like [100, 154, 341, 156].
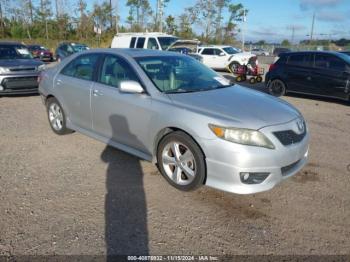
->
[0, 85, 350, 257]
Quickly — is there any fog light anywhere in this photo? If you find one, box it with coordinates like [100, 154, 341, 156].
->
[240, 172, 270, 184]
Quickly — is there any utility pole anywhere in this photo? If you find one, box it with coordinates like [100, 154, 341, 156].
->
[241, 8, 246, 51]
[291, 26, 295, 45]
[310, 11, 315, 42]
[115, 0, 118, 34]
[156, 0, 163, 32]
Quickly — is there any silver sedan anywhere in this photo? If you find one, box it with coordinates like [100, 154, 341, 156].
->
[39, 49, 309, 194]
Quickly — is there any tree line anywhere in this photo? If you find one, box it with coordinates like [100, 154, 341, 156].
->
[0, 0, 246, 45]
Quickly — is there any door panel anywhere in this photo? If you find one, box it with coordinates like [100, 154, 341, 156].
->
[285, 54, 314, 93]
[56, 53, 99, 130]
[91, 55, 154, 154]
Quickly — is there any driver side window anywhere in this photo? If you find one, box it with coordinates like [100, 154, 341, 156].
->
[99, 55, 139, 88]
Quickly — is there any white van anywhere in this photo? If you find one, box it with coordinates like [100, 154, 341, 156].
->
[111, 32, 178, 51]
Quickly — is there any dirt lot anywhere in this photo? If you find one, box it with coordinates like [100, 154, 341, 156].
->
[0, 86, 350, 257]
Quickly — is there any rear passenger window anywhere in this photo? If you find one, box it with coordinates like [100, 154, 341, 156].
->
[288, 54, 310, 67]
[60, 54, 99, 81]
[130, 37, 136, 48]
[136, 37, 145, 48]
[99, 55, 139, 87]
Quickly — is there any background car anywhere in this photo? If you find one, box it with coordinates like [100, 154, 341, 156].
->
[111, 32, 178, 50]
[266, 51, 350, 101]
[273, 47, 291, 56]
[167, 40, 203, 62]
[197, 45, 256, 72]
[55, 42, 89, 62]
[0, 41, 44, 95]
[251, 48, 269, 56]
[39, 49, 309, 194]
[27, 44, 54, 62]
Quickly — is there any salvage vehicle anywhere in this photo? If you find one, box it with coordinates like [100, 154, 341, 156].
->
[27, 44, 54, 62]
[39, 49, 309, 194]
[55, 42, 89, 62]
[266, 51, 350, 101]
[167, 40, 203, 62]
[197, 45, 256, 72]
[0, 41, 44, 95]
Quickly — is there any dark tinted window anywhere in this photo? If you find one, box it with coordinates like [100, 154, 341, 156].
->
[99, 55, 139, 87]
[0, 45, 33, 59]
[130, 37, 136, 48]
[136, 37, 145, 48]
[315, 54, 346, 71]
[287, 54, 311, 67]
[201, 48, 215, 55]
[61, 54, 99, 81]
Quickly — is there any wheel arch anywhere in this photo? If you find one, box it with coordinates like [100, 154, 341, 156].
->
[153, 126, 207, 184]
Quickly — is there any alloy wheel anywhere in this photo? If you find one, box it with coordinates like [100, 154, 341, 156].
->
[161, 141, 196, 186]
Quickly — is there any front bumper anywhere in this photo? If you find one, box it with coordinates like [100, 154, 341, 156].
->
[0, 73, 39, 95]
[201, 119, 309, 194]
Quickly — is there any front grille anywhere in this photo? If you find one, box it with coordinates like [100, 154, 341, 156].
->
[2, 76, 38, 90]
[273, 130, 306, 146]
[281, 160, 301, 176]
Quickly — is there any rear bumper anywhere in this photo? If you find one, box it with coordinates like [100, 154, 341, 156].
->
[0, 73, 39, 94]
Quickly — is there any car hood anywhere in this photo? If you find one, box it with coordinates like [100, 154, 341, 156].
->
[0, 59, 43, 67]
[167, 85, 301, 130]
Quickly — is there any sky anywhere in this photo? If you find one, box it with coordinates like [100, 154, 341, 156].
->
[84, 0, 350, 43]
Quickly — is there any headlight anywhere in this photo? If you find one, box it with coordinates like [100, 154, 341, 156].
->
[38, 64, 46, 71]
[0, 67, 10, 74]
[209, 124, 275, 149]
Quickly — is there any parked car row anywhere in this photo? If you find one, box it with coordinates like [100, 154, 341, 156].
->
[110, 33, 255, 71]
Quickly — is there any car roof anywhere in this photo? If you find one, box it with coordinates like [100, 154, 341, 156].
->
[200, 45, 231, 48]
[83, 48, 187, 58]
[280, 50, 345, 56]
[0, 41, 25, 46]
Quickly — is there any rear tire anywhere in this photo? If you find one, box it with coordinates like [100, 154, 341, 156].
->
[268, 79, 286, 97]
[256, 76, 263, 83]
[46, 97, 72, 135]
[229, 61, 240, 73]
[157, 131, 206, 191]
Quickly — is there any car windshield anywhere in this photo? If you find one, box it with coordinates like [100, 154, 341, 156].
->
[223, 47, 238, 54]
[0, 45, 33, 59]
[158, 37, 178, 50]
[136, 56, 232, 93]
[72, 44, 89, 52]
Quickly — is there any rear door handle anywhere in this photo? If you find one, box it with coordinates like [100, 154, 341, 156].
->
[92, 89, 103, 97]
[56, 79, 62, 86]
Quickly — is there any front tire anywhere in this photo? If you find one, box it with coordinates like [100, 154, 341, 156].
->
[46, 97, 72, 135]
[157, 131, 206, 191]
[268, 79, 286, 97]
[229, 61, 240, 73]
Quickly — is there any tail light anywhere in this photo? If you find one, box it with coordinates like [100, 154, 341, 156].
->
[269, 63, 278, 72]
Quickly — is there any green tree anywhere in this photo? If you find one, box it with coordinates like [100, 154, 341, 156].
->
[165, 15, 176, 34]
[281, 39, 291, 46]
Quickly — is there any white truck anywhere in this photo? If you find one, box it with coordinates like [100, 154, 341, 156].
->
[111, 32, 178, 51]
[197, 45, 256, 71]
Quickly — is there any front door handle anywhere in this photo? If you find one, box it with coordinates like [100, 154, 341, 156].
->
[56, 79, 62, 86]
[92, 89, 103, 97]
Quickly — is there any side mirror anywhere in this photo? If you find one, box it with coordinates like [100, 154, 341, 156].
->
[119, 80, 144, 94]
[219, 52, 226, 56]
